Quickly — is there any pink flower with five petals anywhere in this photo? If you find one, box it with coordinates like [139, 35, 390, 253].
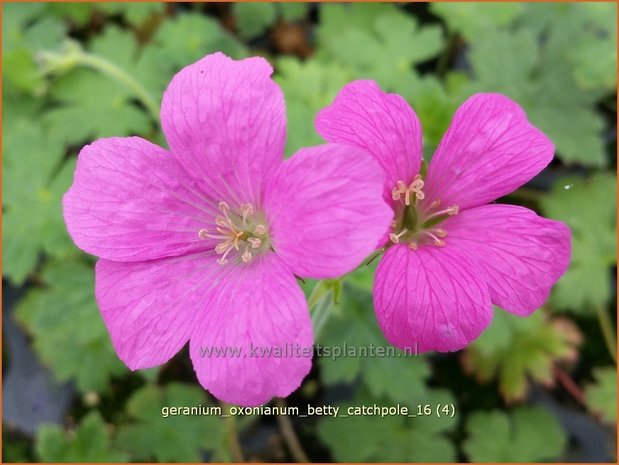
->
[63, 54, 391, 406]
[316, 80, 571, 353]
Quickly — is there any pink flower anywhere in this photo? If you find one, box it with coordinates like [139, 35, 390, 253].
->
[316, 81, 571, 353]
[63, 54, 391, 406]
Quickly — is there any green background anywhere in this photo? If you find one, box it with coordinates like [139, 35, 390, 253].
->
[3, 2, 617, 462]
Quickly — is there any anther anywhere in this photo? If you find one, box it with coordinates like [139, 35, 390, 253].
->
[242, 248, 253, 263]
[409, 242, 418, 251]
[254, 224, 267, 235]
[435, 228, 447, 238]
[198, 229, 209, 239]
[446, 205, 459, 215]
[389, 228, 408, 244]
[248, 237, 262, 249]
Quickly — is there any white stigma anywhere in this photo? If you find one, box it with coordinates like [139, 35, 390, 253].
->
[391, 175, 425, 206]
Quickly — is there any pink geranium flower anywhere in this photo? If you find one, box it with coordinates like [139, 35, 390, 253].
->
[316, 81, 571, 353]
[63, 54, 391, 406]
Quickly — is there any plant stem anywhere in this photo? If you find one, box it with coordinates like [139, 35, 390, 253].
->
[311, 291, 333, 340]
[596, 304, 617, 363]
[221, 402, 244, 462]
[76, 52, 161, 123]
[275, 398, 310, 462]
[554, 366, 586, 406]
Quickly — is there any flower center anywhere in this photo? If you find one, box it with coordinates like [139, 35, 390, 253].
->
[198, 201, 270, 265]
[389, 176, 459, 250]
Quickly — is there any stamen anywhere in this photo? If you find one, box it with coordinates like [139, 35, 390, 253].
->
[389, 228, 408, 244]
[217, 245, 235, 265]
[435, 228, 448, 238]
[409, 242, 418, 251]
[423, 205, 459, 222]
[421, 230, 445, 247]
[241, 203, 254, 226]
[241, 246, 253, 263]
[248, 237, 262, 249]
[210, 201, 269, 265]
[215, 242, 232, 254]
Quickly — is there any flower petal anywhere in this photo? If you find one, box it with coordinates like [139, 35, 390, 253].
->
[264, 143, 393, 279]
[423, 94, 554, 211]
[189, 254, 312, 406]
[63, 137, 214, 261]
[443, 204, 571, 316]
[95, 252, 223, 370]
[373, 244, 492, 353]
[161, 52, 285, 203]
[315, 80, 423, 197]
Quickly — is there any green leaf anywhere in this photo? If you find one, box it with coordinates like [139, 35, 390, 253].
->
[430, 2, 524, 39]
[275, 57, 350, 156]
[319, 286, 430, 406]
[44, 68, 152, 146]
[463, 311, 581, 401]
[569, 3, 617, 91]
[2, 10, 65, 95]
[584, 367, 617, 424]
[540, 174, 617, 313]
[317, 4, 443, 90]
[36, 411, 128, 462]
[2, 120, 76, 283]
[48, 3, 96, 27]
[153, 12, 246, 66]
[98, 2, 165, 27]
[464, 407, 566, 461]
[15, 260, 127, 392]
[462, 4, 614, 167]
[318, 389, 457, 462]
[116, 383, 225, 462]
[233, 3, 277, 40]
[279, 3, 309, 22]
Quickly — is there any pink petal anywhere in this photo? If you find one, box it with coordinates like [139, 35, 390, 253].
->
[63, 137, 214, 261]
[95, 252, 222, 370]
[315, 80, 423, 199]
[161, 52, 285, 204]
[189, 254, 312, 406]
[264, 144, 393, 279]
[373, 244, 492, 353]
[423, 94, 554, 211]
[442, 204, 571, 316]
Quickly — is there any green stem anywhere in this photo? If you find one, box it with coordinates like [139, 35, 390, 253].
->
[75, 52, 160, 123]
[221, 402, 244, 462]
[596, 304, 617, 363]
[275, 398, 310, 462]
[311, 292, 333, 340]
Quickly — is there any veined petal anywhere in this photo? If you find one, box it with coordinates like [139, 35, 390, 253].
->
[161, 52, 286, 204]
[189, 254, 312, 406]
[315, 80, 423, 198]
[373, 244, 492, 353]
[443, 204, 571, 316]
[95, 252, 224, 370]
[423, 94, 554, 211]
[63, 137, 214, 261]
[264, 143, 393, 279]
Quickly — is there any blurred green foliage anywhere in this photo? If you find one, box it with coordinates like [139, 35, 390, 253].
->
[2, 2, 616, 463]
